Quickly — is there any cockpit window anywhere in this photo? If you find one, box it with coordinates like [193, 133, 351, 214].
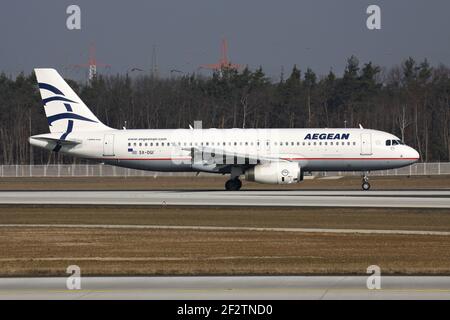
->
[386, 139, 404, 146]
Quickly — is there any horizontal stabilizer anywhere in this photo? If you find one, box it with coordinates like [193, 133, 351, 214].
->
[33, 137, 81, 146]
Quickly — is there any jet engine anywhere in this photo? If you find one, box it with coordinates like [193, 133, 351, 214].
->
[245, 162, 302, 184]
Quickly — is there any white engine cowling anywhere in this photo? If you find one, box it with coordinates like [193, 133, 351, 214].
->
[245, 162, 301, 184]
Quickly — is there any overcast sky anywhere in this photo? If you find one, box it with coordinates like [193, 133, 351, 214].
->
[1, 0, 450, 81]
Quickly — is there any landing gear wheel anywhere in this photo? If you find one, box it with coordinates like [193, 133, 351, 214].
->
[225, 179, 242, 191]
[361, 171, 370, 191]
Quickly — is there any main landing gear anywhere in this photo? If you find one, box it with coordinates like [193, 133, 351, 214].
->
[225, 178, 242, 191]
[225, 167, 243, 191]
[362, 172, 371, 191]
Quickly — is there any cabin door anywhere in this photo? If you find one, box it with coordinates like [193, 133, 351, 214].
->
[103, 134, 115, 156]
[360, 133, 372, 155]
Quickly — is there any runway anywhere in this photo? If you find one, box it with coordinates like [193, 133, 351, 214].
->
[0, 190, 450, 208]
[1, 276, 450, 300]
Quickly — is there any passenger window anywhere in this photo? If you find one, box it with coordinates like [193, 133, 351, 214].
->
[330, 142, 333, 146]
[128, 143, 131, 147]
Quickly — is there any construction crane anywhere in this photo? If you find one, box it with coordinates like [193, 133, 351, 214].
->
[73, 43, 110, 84]
[201, 38, 241, 71]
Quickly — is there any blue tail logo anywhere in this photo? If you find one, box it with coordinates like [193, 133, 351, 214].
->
[38, 82, 98, 124]
[39, 82, 98, 141]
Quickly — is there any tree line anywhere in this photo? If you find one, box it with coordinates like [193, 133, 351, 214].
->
[0, 55, 449, 165]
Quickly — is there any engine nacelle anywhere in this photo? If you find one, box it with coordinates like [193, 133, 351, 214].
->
[245, 162, 302, 184]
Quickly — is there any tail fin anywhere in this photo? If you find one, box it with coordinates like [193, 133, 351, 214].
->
[34, 68, 110, 133]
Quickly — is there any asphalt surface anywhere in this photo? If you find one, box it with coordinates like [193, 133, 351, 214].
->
[0, 276, 449, 300]
[1, 223, 450, 236]
[0, 190, 450, 208]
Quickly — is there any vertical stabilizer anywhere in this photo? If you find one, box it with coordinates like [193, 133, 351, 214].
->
[34, 68, 110, 134]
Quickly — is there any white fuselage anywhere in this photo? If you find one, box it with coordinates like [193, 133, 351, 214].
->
[30, 128, 420, 174]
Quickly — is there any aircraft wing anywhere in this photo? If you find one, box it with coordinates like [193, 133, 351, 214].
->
[182, 146, 290, 169]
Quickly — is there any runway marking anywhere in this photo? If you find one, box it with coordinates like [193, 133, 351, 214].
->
[1, 224, 449, 236]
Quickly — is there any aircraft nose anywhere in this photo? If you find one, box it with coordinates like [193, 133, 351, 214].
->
[409, 147, 420, 162]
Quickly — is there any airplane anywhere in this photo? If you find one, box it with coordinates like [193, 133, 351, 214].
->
[29, 68, 420, 191]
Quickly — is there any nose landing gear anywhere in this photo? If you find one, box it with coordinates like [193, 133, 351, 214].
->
[225, 178, 242, 191]
[362, 172, 371, 191]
